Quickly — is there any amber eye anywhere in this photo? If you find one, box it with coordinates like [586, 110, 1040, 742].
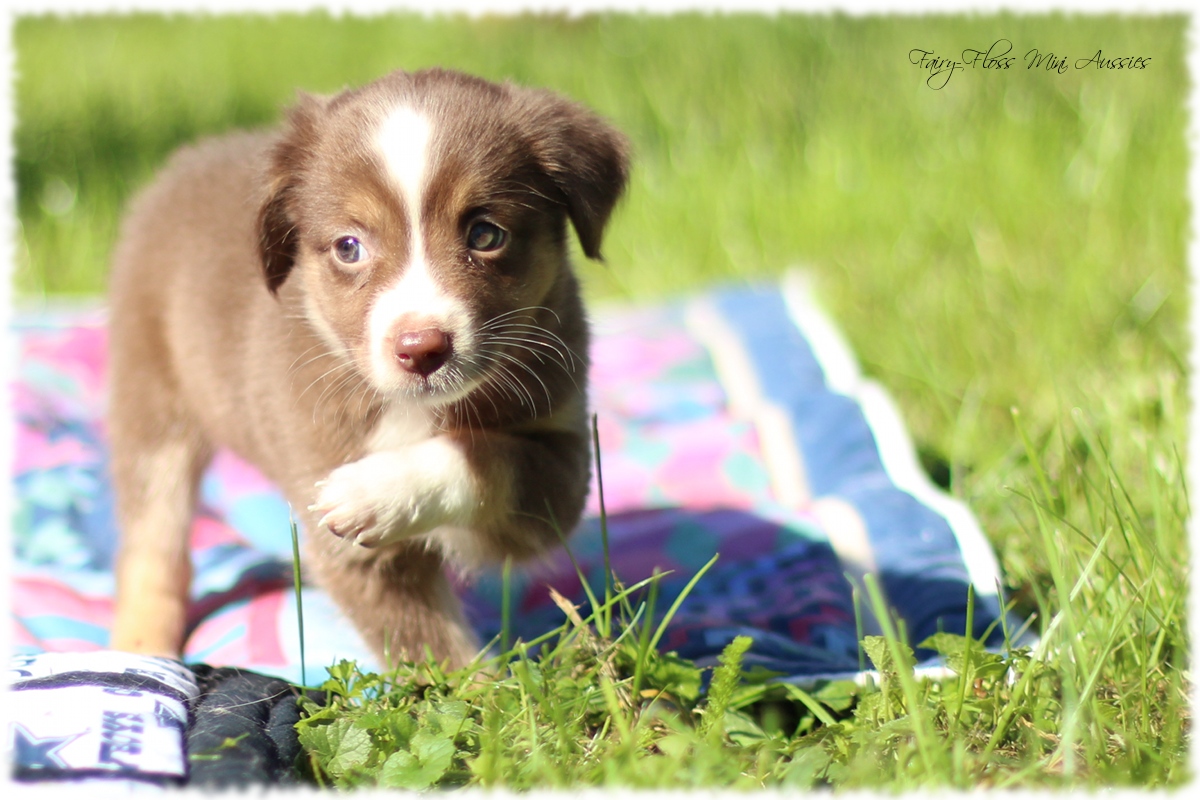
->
[466, 221, 506, 253]
[333, 236, 366, 264]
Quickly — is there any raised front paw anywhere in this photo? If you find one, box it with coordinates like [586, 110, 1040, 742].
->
[309, 443, 477, 549]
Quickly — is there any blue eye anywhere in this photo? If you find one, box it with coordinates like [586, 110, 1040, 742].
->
[466, 221, 506, 252]
[333, 236, 366, 264]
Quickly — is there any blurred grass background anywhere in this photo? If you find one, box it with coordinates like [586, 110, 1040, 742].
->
[12, 11, 1190, 785]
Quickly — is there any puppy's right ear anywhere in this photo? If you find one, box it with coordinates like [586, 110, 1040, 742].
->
[258, 92, 325, 295]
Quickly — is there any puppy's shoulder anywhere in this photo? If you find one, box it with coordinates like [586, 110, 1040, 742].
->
[111, 129, 279, 306]
[116, 129, 278, 259]
[157, 129, 274, 180]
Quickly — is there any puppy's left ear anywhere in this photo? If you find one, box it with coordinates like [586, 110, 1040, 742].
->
[526, 93, 631, 260]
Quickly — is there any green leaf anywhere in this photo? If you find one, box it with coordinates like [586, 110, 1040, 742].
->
[723, 708, 768, 746]
[741, 664, 786, 685]
[812, 680, 859, 712]
[872, 715, 916, 743]
[860, 636, 892, 675]
[918, 632, 1011, 685]
[854, 688, 885, 722]
[433, 699, 469, 724]
[386, 712, 418, 749]
[917, 632, 968, 658]
[655, 733, 692, 760]
[641, 651, 703, 704]
[378, 731, 456, 790]
[969, 656, 1011, 682]
[298, 717, 374, 780]
[782, 745, 834, 788]
[321, 659, 363, 697]
[379, 750, 423, 789]
[412, 730, 456, 772]
[296, 721, 335, 763]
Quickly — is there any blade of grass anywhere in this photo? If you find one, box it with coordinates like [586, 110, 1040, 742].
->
[591, 414, 614, 638]
[548, 502, 605, 639]
[501, 556, 513, 654]
[290, 513, 307, 688]
[645, 552, 719, 657]
[949, 584, 975, 734]
[780, 683, 837, 728]
[1012, 407, 1057, 512]
[631, 568, 662, 697]
[862, 573, 938, 776]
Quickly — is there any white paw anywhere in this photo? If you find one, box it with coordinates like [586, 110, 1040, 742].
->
[309, 442, 476, 549]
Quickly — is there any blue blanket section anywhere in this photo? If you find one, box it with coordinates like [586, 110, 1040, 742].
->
[713, 287, 1009, 651]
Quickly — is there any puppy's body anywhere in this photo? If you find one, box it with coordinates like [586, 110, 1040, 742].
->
[107, 69, 628, 666]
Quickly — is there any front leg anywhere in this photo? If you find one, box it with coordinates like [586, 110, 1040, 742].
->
[303, 415, 590, 668]
[310, 437, 481, 549]
[311, 418, 590, 564]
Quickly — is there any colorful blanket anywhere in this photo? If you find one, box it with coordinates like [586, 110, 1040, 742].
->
[11, 273, 1025, 690]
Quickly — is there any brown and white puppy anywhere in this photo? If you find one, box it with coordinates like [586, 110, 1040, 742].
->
[106, 68, 629, 668]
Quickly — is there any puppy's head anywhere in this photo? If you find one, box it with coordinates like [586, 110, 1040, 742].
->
[259, 69, 629, 405]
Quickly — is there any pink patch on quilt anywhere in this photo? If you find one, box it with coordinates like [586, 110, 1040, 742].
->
[11, 576, 113, 651]
[585, 307, 769, 516]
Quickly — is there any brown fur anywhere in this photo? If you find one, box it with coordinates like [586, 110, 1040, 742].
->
[107, 69, 629, 667]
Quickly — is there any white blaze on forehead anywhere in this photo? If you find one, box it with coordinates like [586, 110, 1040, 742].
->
[368, 103, 469, 392]
[376, 104, 433, 211]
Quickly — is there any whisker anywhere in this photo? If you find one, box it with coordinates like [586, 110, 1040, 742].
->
[298, 359, 354, 406]
[480, 348, 553, 411]
[483, 333, 575, 372]
[460, 353, 504, 420]
[486, 361, 537, 410]
[478, 305, 563, 330]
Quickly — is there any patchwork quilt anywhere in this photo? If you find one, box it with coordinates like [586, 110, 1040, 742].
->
[10, 274, 1030, 781]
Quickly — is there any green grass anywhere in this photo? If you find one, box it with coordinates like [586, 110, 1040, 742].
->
[13, 11, 1189, 788]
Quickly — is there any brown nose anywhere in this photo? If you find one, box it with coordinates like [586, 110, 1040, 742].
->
[394, 328, 451, 376]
